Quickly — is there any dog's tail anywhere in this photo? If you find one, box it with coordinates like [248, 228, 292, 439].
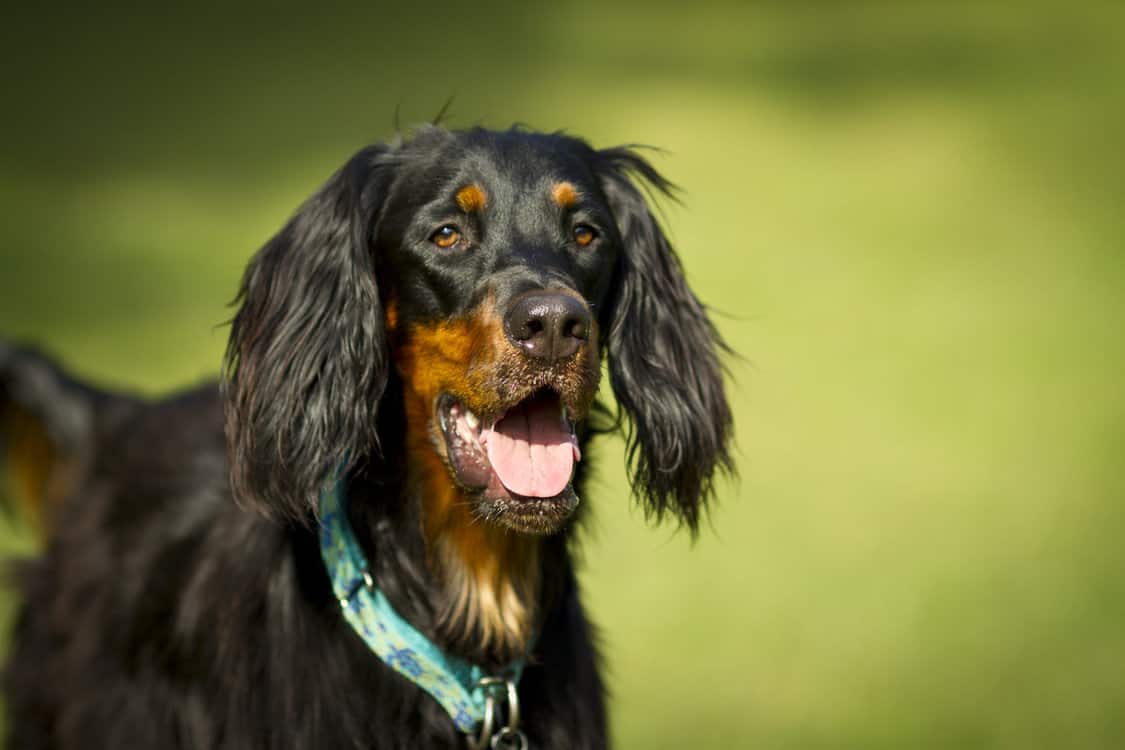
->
[0, 342, 140, 540]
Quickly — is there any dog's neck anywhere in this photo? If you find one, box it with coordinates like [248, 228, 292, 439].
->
[346, 415, 558, 667]
[418, 460, 544, 661]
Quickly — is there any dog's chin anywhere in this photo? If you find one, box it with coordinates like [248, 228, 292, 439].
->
[435, 391, 582, 535]
[476, 480, 580, 535]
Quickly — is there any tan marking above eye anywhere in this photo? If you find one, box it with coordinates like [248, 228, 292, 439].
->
[431, 225, 461, 249]
[455, 184, 488, 213]
[552, 181, 580, 209]
[573, 224, 596, 247]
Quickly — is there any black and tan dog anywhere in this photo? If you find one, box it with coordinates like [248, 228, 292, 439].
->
[0, 126, 732, 749]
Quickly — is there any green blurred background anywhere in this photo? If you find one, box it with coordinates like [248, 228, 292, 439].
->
[3, 2, 1124, 747]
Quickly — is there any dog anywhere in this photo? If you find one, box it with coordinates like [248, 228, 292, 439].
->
[0, 125, 732, 749]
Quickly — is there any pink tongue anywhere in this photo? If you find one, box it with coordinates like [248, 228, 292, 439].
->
[487, 396, 575, 498]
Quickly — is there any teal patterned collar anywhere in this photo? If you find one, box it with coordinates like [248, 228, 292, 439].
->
[317, 475, 524, 734]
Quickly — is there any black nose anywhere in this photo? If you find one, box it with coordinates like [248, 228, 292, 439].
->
[504, 291, 591, 361]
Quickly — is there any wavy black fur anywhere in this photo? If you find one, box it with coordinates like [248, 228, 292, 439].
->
[1, 126, 731, 749]
[597, 147, 734, 532]
[224, 146, 393, 522]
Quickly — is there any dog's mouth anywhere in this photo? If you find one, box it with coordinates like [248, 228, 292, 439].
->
[436, 389, 582, 534]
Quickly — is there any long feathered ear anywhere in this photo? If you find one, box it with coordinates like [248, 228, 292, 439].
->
[223, 146, 394, 522]
[597, 147, 733, 533]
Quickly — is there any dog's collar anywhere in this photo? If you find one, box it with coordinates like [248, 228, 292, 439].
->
[317, 475, 524, 735]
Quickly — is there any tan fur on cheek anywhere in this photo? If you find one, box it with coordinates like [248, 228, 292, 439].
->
[2, 404, 55, 536]
[392, 298, 542, 655]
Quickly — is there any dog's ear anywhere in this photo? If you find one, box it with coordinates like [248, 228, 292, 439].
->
[596, 147, 733, 533]
[223, 146, 394, 522]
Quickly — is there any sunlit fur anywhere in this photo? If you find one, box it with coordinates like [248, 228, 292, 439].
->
[0, 126, 731, 749]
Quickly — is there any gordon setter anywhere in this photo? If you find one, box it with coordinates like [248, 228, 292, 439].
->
[0, 125, 732, 749]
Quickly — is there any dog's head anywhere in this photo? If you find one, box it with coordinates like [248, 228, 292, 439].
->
[224, 126, 732, 536]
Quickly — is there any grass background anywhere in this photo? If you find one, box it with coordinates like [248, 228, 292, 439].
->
[2, 2, 1125, 747]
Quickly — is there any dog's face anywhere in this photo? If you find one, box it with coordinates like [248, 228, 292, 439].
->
[376, 130, 621, 533]
[225, 126, 731, 538]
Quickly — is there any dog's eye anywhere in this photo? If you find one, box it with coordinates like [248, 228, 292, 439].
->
[430, 225, 461, 249]
[573, 224, 597, 247]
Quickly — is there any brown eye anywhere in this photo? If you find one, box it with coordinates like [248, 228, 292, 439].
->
[573, 224, 596, 247]
[430, 225, 461, 249]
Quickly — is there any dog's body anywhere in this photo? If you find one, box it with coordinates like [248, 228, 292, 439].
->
[0, 127, 731, 749]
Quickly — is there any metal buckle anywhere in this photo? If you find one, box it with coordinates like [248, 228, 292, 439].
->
[471, 676, 528, 750]
[489, 727, 528, 750]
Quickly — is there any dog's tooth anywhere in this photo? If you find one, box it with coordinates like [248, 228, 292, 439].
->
[464, 409, 479, 430]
